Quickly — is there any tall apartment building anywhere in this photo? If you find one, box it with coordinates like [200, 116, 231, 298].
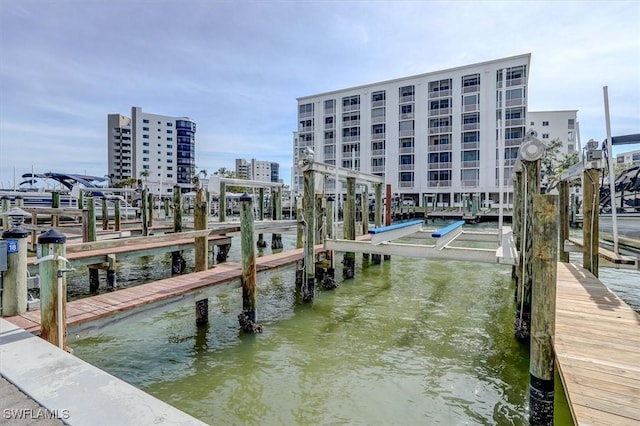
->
[294, 54, 531, 208]
[108, 107, 196, 196]
[234, 158, 280, 183]
[616, 149, 640, 167]
[528, 110, 579, 155]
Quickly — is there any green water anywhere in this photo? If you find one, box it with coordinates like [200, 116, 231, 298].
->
[71, 251, 573, 425]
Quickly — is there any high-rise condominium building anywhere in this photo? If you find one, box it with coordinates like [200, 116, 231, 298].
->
[528, 110, 579, 155]
[294, 54, 531, 208]
[107, 106, 196, 196]
[234, 158, 280, 183]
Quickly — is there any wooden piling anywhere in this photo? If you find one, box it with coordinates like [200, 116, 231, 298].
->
[147, 191, 154, 228]
[106, 254, 116, 290]
[512, 165, 523, 296]
[87, 197, 97, 242]
[558, 180, 570, 263]
[1, 227, 29, 315]
[114, 198, 121, 231]
[239, 192, 261, 332]
[383, 184, 392, 261]
[296, 197, 304, 249]
[529, 194, 558, 425]
[302, 170, 316, 301]
[102, 197, 109, 230]
[194, 200, 208, 272]
[219, 182, 226, 222]
[257, 188, 267, 248]
[38, 229, 68, 351]
[51, 191, 60, 228]
[343, 176, 356, 278]
[1, 196, 10, 231]
[583, 168, 599, 277]
[271, 186, 283, 249]
[372, 183, 383, 264]
[195, 299, 208, 326]
[171, 185, 185, 274]
[141, 188, 149, 236]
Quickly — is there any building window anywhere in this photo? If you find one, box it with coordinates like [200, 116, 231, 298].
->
[342, 95, 360, 108]
[299, 103, 313, 115]
[143, 127, 149, 131]
[399, 85, 415, 98]
[167, 159, 173, 163]
[462, 74, 480, 87]
[568, 118, 575, 129]
[372, 91, 386, 102]
[324, 99, 335, 110]
[530, 121, 535, 125]
[542, 133, 549, 139]
[167, 122, 173, 127]
[542, 121, 549, 126]
[143, 150, 149, 154]
[399, 172, 414, 182]
[400, 104, 413, 114]
[143, 119, 149, 123]
[143, 158, 149, 162]
[371, 107, 385, 119]
[167, 137, 173, 141]
[143, 135, 149, 139]
[143, 142, 149, 146]
[167, 130, 173, 134]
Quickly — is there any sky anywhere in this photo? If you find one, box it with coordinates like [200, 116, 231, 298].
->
[1, 0, 639, 189]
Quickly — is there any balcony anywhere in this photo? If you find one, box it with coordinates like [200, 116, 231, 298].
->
[342, 119, 360, 127]
[429, 180, 451, 188]
[343, 104, 360, 112]
[504, 158, 518, 166]
[299, 125, 313, 132]
[428, 162, 452, 170]
[371, 149, 386, 157]
[399, 94, 415, 103]
[461, 141, 479, 150]
[463, 104, 479, 112]
[428, 143, 451, 152]
[462, 84, 480, 93]
[429, 126, 451, 135]
[324, 122, 335, 130]
[399, 129, 415, 137]
[399, 146, 414, 154]
[399, 112, 415, 120]
[342, 135, 360, 143]
[505, 118, 525, 127]
[429, 107, 452, 117]
[463, 122, 480, 131]
[399, 164, 414, 171]
[372, 99, 386, 107]
[324, 138, 335, 144]
[497, 77, 525, 88]
[461, 160, 480, 168]
[299, 111, 313, 119]
[462, 179, 479, 188]
[429, 89, 452, 99]
[324, 106, 335, 115]
[372, 133, 386, 140]
[371, 165, 385, 173]
[371, 116, 385, 124]
[505, 138, 524, 147]
[496, 98, 525, 108]
[399, 181, 414, 188]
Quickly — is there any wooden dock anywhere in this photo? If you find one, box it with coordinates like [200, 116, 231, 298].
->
[7, 246, 323, 335]
[555, 262, 640, 425]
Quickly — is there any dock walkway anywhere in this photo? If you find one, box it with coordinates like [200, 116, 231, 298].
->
[555, 262, 640, 425]
[8, 245, 322, 335]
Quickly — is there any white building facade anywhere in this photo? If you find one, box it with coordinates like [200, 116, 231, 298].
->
[294, 54, 531, 208]
[235, 158, 280, 183]
[108, 106, 196, 196]
[528, 110, 578, 155]
[616, 149, 640, 167]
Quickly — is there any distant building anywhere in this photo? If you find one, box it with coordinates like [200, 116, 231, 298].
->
[616, 149, 640, 167]
[528, 110, 579, 155]
[235, 158, 280, 183]
[107, 106, 196, 196]
[294, 53, 532, 208]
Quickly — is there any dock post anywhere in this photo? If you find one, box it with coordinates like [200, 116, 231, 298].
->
[343, 176, 356, 278]
[78, 190, 83, 210]
[147, 191, 154, 228]
[51, 191, 60, 228]
[512, 163, 523, 296]
[1, 226, 29, 316]
[101, 197, 108, 230]
[238, 192, 262, 332]
[164, 198, 170, 219]
[219, 182, 226, 222]
[194, 198, 208, 272]
[171, 185, 186, 274]
[1, 196, 10, 231]
[361, 184, 369, 260]
[384, 184, 392, 261]
[583, 167, 600, 277]
[38, 229, 68, 351]
[271, 186, 283, 249]
[515, 146, 542, 342]
[372, 183, 383, 264]
[529, 194, 558, 425]
[86, 197, 100, 292]
[195, 298, 208, 326]
[257, 187, 267, 248]
[302, 170, 316, 301]
[296, 197, 304, 249]
[106, 254, 116, 290]
[141, 188, 149, 236]
[558, 180, 570, 263]
[315, 194, 324, 246]
[326, 195, 335, 273]
[114, 198, 121, 231]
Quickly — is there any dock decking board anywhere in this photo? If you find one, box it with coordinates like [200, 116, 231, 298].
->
[555, 262, 640, 425]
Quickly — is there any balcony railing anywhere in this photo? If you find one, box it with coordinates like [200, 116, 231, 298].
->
[372, 133, 386, 140]
[428, 180, 451, 187]
[399, 181, 414, 188]
[324, 122, 335, 130]
[299, 111, 313, 119]
[497, 77, 525, 88]
[324, 138, 335, 144]
[463, 104, 479, 112]
[505, 138, 524, 147]
[342, 119, 360, 127]
[504, 158, 518, 166]
[429, 89, 452, 99]
[371, 149, 386, 156]
[399, 112, 415, 120]
[371, 165, 385, 173]
[343, 104, 360, 112]
[463, 122, 480, 131]
[399, 164, 414, 171]
[461, 160, 480, 168]
[428, 162, 452, 170]
[372, 100, 386, 107]
[324, 107, 335, 115]
[299, 126, 313, 132]
[342, 135, 360, 143]
[462, 84, 479, 93]
[505, 118, 525, 127]
[399, 146, 414, 154]
[428, 143, 452, 152]
[371, 116, 385, 124]
[496, 98, 525, 108]
[429, 107, 452, 117]
[399, 129, 415, 137]
[399, 94, 415, 103]
[462, 179, 479, 187]
[429, 126, 451, 134]
[461, 141, 479, 150]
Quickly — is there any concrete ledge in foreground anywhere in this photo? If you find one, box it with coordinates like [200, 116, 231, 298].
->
[0, 318, 206, 426]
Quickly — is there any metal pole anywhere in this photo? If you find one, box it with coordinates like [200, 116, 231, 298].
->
[603, 86, 619, 255]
